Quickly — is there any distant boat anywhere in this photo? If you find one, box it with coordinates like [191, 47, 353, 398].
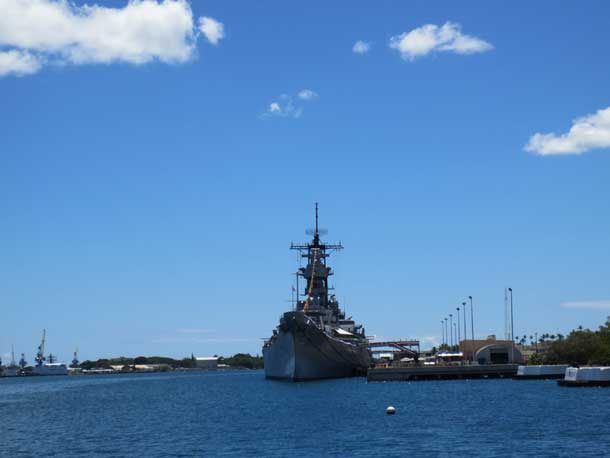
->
[31, 330, 68, 376]
[1, 346, 21, 377]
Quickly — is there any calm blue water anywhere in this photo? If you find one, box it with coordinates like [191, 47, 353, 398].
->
[2, 371, 610, 457]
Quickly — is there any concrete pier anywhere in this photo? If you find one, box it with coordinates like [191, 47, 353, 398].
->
[513, 365, 568, 380]
[367, 364, 518, 382]
[557, 366, 610, 387]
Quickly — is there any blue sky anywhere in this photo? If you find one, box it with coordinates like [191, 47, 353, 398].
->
[2, 0, 610, 362]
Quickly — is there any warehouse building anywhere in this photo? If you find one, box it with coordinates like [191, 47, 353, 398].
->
[460, 336, 524, 364]
[195, 356, 218, 370]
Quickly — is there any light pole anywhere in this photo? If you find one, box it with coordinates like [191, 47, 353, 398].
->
[441, 320, 445, 346]
[462, 301, 467, 361]
[444, 318, 448, 349]
[449, 314, 454, 349]
[456, 306, 461, 346]
[469, 296, 474, 362]
[508, 288, 515, 363]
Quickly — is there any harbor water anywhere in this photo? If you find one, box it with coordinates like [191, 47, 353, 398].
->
[2, 371, 610, 457]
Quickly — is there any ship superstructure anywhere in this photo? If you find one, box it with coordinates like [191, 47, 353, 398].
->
[263, 204, 370, 381]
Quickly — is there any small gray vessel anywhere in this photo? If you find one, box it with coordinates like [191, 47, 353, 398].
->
[263, 204, 370, 381]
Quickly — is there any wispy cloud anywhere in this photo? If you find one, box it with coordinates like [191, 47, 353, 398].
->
[352, 40, 371, 55]
[561, 300, 610, 310]
[0, 0, 223, 77]
[0, 50, 43, 77]
[525, 107, 610, 156]
[389, 22, 492, 61]
[419, 336, 441, 347]
[297, 89, 318, 100]
[198, 16, 225, 45]
[262, 89, 318, 119]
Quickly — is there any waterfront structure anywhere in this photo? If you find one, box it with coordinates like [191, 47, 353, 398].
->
[195, 357, 218, 370]
[368, 363, 518, 382]
[263, 204, 370, 381]
[515, 365, 568, 380]
[558, 367, 610, 387]
[459, 336, 524, 364]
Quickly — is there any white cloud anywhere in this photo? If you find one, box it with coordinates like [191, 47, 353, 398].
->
[525, 107, 610, 156]
[561, 300, 610, 310]
[297, 89, 318, 100]
[262, 90, 318, 119]
[389, 22, 492, 60]
[0, 50, 42, 76]
[352, 40, 371, 54]
[198, 16, 224, 45]
[262, 94, 302, 119]
[0, 0, 223, 76]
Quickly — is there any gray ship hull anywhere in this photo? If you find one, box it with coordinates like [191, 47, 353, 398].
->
[263, 312, 370, 381]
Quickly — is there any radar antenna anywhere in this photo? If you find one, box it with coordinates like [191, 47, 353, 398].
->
[315, 202, 319, 235]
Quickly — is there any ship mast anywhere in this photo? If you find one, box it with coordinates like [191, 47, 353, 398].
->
[291, 203, 343, 326]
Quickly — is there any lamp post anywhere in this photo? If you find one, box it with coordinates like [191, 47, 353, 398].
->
[441, 320, 445, 346]
[444, 317, 448, 349]
[508, 288, 515, 363]
[449, 314, 453, 349]
[469, 296, 474, 363]
[462, 301, 467, 361]
[456, 307, 461, 344]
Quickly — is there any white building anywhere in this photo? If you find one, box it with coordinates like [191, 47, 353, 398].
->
[195, 357, 218, 370]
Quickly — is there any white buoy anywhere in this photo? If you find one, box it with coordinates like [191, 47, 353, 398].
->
[386, 406, 396, 415]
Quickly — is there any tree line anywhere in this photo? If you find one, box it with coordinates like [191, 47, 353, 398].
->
[78, 353, 263, 370]
[529, 316, 610, 366]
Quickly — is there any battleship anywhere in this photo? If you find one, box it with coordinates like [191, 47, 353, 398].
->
[263, 204, 370, 381]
